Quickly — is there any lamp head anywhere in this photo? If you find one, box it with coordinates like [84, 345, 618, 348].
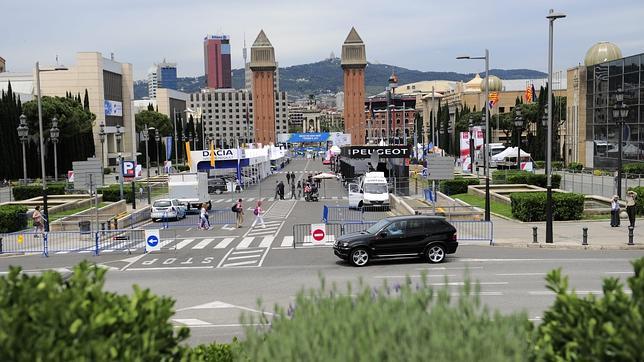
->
[456, 55, 471, 60]
[546, 9, 566, 20]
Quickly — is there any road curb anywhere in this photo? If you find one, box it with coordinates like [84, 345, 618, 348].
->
[492, 241, 644, 250]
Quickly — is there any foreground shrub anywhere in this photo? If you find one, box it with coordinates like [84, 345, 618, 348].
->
[439, 177, 480, 195]
[240, 276, 532, 361]
[0, 262, 191, 361]
[533, 257, 644, 361]
[0, 205, 28, 233]
[511, 192, 584, 221]
[12, 183, 66, 201]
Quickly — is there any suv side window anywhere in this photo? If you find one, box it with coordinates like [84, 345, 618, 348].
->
[422, 219, 449, 234]
[406, 219, 425, 236]
[385, 221, 407, 236]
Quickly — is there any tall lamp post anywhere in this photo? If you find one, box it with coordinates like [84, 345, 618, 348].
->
[468, 118, 475, 173]
[116, 124, 124, 201]
[457, 49, 491, 221]
[154, 128, 160, 175]
[17, 115, 29, 184]
[514, 105, 524, 170]
[99, 123, 106, 185]
[546, 9, 566, 244]
[613, 88, 629, 199]
[142, 125, 152, 204]
[542, 105, 548, 171]
[50, 117, 60, 182]
[35, 61, 68, 229]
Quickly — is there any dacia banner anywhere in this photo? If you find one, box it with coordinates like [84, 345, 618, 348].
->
[340, 145, 412, 159]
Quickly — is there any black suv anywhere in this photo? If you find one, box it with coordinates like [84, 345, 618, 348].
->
[333, 216, 458, 266]
[208, 177, 228, 194]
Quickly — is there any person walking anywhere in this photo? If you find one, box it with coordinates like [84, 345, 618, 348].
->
[274, 181, 280, 200]
[253, 200, 266, 228]
[610, 195, 620, 227]
[234, 198, 244, 228]
[626, 190, 637, 227]
[297, 180, 302, 199]
[290, 172, 296, 184]
[278, 181, 285, 200]
[290, 180, 297, 199]
[32, 206, 44, 236]
[200, 203, 210, 230]
[286, 172, 291, 185]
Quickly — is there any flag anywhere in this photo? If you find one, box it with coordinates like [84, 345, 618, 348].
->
[524, 84, 533, 103]
[531, 84, 537, 103]
[209, 139, 215, 167]
[488, 91, 499, 108]
[185, 141, 191, 166]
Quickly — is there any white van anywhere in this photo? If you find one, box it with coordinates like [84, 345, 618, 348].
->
[348, 172, 390, 209]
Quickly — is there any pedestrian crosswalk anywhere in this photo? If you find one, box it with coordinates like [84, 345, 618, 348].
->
[212, 196, 348, 203]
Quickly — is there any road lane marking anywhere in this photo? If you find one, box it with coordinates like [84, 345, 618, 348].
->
[430, 282, 508, 286]
[259, 236, 274, 248]
[528, 290, 632, 296]
[174, 238, 195, 250]
[214, 237, 235, 249]
[192, 238, 215, 249]
[230, 248, 263, 254]
[496, 273, 547, 276]
[237, 237, 254, 249]
[416, 266, 484, 271]
[126, 266, 215, 271]
[604, 271, 633, 275]
[228, 254, 263, 261]
[373, 274, 457, 279]
[222, 260, 257, 267]
[281, 236, 294, 247]
[173, 318, 211, 326]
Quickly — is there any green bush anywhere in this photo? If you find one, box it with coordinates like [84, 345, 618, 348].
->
[551, 161, 564, 170]
[534, 160, 545, 169]
[566, 161, 583, 171]
[624, 163, 644, 176]
[493, 171, 561, 189]
[628, 186, 644, 216]
[190, 340, 239, 361]
[103, 167, 112, 175]
[511, 192, 584, 221]
[0, 262, 192, 360]
[98, 184, 133, 203]
[12, 183, 66, 201]
[0, 205, 28, 233]
[533, 257, 644, 361]
[439, 178, 480, 195]
[177, 165, 190, 172]
[492, 170, 523, 184]
[240, 277, 532, 361]
[506, 172, 529, 184]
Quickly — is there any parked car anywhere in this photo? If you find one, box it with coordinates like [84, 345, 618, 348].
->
[151, 199, 186, 221]
[208, 177, 228, 194]
[333, 216, 457, 266]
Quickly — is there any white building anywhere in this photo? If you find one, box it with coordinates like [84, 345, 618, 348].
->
[147, 66, 158, 98]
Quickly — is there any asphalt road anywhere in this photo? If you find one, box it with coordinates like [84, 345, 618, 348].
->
[2, 159, 644, 345]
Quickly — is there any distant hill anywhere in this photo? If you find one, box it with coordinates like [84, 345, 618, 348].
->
[134, 58, 547, 99]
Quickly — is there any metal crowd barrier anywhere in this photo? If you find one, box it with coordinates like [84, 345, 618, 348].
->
[322, 205, 391, 224]
[161, 208, 235, 229]
[0, 232, 47, 255]
[450, 221, 494, 245]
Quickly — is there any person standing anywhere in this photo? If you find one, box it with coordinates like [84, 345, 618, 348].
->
[297, 180, 302, 199]
[290, 180, 296, 199]
[200, 203, 210, 230]
[278, 181, 285, 200]
[234, 198, 244, 228]
[290, 172, 296, 184]
[253, 200, 266, 228]
[610, 195, 620, 227]
[274, 181, 280, 200]
[626, 190, 637, 227]
[286, 172, 291, 185]
[32, 206, 44, 236]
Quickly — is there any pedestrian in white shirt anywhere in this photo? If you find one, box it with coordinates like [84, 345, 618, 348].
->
[253, 200, 266, 228]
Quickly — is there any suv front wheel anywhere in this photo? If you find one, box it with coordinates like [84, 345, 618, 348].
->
[426, 244, 446, 263]
[350, 248, 369, 267]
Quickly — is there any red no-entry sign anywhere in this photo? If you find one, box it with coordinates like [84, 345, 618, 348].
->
[311, 224, 326, 243]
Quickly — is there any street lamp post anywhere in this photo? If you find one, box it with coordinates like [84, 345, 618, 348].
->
[142, 125, 151, 204]
[17, 115, 29, 184]
[457, 50, 491, 221]
[182, 133, 188, 165]
[468, 118, 475, 173]
[613, 88, 629, 199]
[541, 105, 548, 172]
[546, 9, 566, 244]
[99, 123, 106, 185]
[50, 117, 60, 182]
[514, 105, 524, 170]
[115, 124, 124, 201]
[154, 128, 160, 175]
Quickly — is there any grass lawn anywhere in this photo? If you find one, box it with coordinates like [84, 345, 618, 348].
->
[49, 202, 110, 221]
[451, 193, 514, 219]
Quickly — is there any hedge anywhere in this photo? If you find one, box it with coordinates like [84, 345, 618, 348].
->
[624, 163, 644, 175]
[12, 183, 66, 201]
[493, 171, 561, 189]
[510, 192, 584, 221]
[98, 184, 134, 203]
[0, 205, 28, 233]
[439, 178, 480, 195]
[566, 162, 583, 171]
[177, 165, 190, 172]
[534, 160, 545, 169]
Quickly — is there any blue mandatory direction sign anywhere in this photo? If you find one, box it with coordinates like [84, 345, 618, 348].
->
[147, 235, 159, 247]
[145, 229, 161, 252]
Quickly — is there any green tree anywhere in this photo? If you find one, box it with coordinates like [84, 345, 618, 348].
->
[134, 110, 173, 136]
[83, 89, 90, 111]
[147, 102, 154, 111]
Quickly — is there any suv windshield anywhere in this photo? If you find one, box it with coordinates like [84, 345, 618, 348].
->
[365, 219, 389, 234]
[364, 183, 388, 194]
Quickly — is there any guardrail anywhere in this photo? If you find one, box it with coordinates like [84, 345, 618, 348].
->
[413, 205, 484, 221]
[160, 208, 235, 229]
[322, 205, 391, 224]
[450, 220, 494, 245]
[0, 232, 47, 255]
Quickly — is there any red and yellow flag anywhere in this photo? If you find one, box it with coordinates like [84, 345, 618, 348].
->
[209, 140, 215, 167]
[488, 92, 499, 108]
[185, 141, 191, 166]
[524, 84, 533, 102]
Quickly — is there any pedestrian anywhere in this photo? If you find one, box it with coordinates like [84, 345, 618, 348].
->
[297, 180, 302, 199]
[286, 172, 291, 185]
[32, 205, 44, 236]
[626, 190, 637, 227]
[200, 203, 210, 230]
[139, 186, 144, 200]
[290, 180, 296, 199]
[291, 172, 296, 184]
[278, 181, 285, 200]
[274, 181, 280, 199]
[253, 200, 266, 228]
[610, 195, 620, 227]
[234, 198, 244, 228]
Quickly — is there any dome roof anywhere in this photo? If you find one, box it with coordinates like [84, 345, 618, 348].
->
[464, 73, 482, 92]
[584, 42, 622, 66]
[481, 75, 503, 91]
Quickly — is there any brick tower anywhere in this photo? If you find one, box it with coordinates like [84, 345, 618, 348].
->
[250, 30, 277, 145]
[341, 27, 367, 145]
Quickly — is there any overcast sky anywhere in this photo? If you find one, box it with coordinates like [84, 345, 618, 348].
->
[2, 0, 643, 80]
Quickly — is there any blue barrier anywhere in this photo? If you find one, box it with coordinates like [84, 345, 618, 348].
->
[322, 205, 390, 223]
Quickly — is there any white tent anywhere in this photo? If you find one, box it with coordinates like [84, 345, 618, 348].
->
[491, 147, 531, 161]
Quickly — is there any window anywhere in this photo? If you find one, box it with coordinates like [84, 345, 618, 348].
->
[385, 221, 407, 236]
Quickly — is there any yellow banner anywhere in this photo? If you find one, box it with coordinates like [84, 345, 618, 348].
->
[185, 142, 191, 166]
[209, 141, 215, 167]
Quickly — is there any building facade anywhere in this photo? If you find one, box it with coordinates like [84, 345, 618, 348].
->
[204, 34, 232, 89]
[250, 30, 280, 145]
[341, 27, 367, 145]
[0, 57, 5, 72]
[365, 96, 417, 144]
[566, 42, 644, 168]
[187, 88, 288, 148]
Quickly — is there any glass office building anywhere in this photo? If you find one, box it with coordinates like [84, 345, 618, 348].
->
[587, 53, 644, 167]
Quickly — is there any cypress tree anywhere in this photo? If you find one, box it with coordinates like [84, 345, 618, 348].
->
[83, 89, 90, 111]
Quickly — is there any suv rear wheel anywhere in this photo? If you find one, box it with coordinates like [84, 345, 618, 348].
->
[426, 244, 446, 263]
[350, 248, 369, 267]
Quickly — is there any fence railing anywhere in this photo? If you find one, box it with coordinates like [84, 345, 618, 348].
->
[160, 208, 236, 229]
[413, 205, 484, 221]
[322, 205, 391, 224]
[555, 170, 644, 198]
[450, 221, 493, 245]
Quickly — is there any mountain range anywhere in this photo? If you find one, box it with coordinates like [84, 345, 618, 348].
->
[134, 58, 547, 99]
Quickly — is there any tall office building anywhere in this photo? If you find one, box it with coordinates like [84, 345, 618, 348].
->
[204, 34, 232, 89]
[147, 66, 157, 98]
[341, 27, 367, 145]
[147, 60, 177, 98]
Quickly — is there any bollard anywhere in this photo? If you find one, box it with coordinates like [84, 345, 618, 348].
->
[532, 226, 538, 243]
[101, 222, 105, 231]
[114, 218, 118, 230]
[582, 227, 588, 246]
[628, 226, 634, 245]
